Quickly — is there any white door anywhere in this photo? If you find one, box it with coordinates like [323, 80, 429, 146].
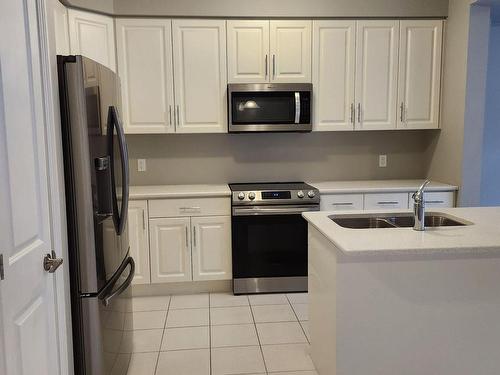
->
[227, 20, 270, 83]
[68, 9, 116, 71]
[0, 0, 63, 373]
[270, 20, 312, 83]
[398, 20, 443, 129]
[191, 216, 232, 281]
[355, 21, 399, 130]
[172, 19, 227, 133]
[116, 19, 176, 134]
[128, 201, 151, 285]
[149, 217, 192, 283]
[312, 20, 356, 131]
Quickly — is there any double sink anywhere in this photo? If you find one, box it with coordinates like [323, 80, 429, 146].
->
[330, 212, 470, 229]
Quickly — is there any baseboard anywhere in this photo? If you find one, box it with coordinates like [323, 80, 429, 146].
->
[131, 280, 232, 296]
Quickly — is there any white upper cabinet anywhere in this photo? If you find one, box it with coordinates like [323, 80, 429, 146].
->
[128, 200, 151, 285]
[312, 20, 356, 131]
[355, 21, 399, 130]
[227, 20, 270, 83]
[191, 216, 232, 281]
[116, 19, 175, 133]
[172, 19, 228, 133]
[398, 20, 443, 129]
[149, 217, 192, 283]
[270, 20, 312, 83]
[68, 9, 116, 71]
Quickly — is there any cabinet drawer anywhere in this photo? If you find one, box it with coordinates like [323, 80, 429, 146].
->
[407, 191, 455, 208]
[320, 194, 364, 211]
[364, 193, 408, 210]
[148, 197, 230, 218]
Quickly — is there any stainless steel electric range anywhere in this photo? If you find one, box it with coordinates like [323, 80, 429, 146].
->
[229, 182, 320, 294]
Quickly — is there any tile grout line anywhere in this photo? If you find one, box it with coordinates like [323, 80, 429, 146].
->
[248, 298, 269, 375]
[286, 295, 309, 344]
[154, 296, 171, 375]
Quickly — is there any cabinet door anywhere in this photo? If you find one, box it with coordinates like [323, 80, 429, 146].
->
[270, 20, 312, 83]
[68, 9, 116, 71]
[312, 21, 356, 131]
[191, 216, 232, 281]
[172, 19, 227, 133]
[116, 19, 175, 134]
[227, 20, 270, 83]
[149, 217, 192, 283]
[355, 21, 399, 130]
[398, 21, 443, 129]
[128, 201, 151, 285]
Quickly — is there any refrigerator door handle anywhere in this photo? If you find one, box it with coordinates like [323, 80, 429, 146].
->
[98, 256, 135, 306]
[107, 106, 130, 235]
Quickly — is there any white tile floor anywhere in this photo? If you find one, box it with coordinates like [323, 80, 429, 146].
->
[118, 293, 316, 375]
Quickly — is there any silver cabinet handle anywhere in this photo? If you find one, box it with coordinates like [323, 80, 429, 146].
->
[332, 202, 354, 206]
[272, 54, 276, 78]
[427, 200, 445, 204]
[377, 201, 400, 205]
[185, 226, 188, 249]
[43, 250, 63, 273]
[169, 105, 172, 126]
[265, 55, 268, 78]
[142, 209, 146, 230]
[193, 227, 197, 248]
[400, 102, 404, 123]
[350, 103, 354, 124]
[176, 105, 180, 126]
[357, 103, 361, 124]
[173, 105, 177, 126]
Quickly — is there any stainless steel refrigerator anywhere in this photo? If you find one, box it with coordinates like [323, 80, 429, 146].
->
[57, 55, 134, 375]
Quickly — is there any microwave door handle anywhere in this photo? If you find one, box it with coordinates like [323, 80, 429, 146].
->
[294, 92, 301, 124]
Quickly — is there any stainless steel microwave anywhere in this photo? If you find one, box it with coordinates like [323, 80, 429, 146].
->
[228, 83, 312, 133]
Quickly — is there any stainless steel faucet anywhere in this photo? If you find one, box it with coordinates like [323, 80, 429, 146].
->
[412, 180, 431, 231]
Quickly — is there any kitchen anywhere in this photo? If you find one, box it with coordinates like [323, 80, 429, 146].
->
[1, 0, 499, 375]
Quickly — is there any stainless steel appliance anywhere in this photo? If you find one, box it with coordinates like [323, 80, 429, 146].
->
[229, 182, 320, 294]
[57, 55, 134, 375]
[228, 83, 312, 133]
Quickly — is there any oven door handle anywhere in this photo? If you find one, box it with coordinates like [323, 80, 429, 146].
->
[232, 205, 319, 216]
[294, 92, 301, 124]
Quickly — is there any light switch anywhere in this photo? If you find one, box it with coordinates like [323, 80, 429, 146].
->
[137, 159, 147, 172]
[379, 155, 387, 168]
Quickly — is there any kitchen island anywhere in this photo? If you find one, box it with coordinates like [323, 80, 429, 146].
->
[303, 207, 500, 375]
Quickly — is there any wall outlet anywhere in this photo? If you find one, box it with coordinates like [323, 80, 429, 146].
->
[379, 154, 387, 168]
[137, 159, 147, 172]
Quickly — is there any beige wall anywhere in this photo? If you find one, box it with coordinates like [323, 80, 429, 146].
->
[127, 131, 436, 185]
[427, 0, 474, 200]
[63, 0, 449, 17]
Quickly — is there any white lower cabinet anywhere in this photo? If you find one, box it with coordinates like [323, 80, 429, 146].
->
[191, 216, 232, 281]
[320, 194, 363, 211]
[407, 191, 455, 209]
[364, 192, 408, 210]
[149, 217, 192, 283]
[128, 200, 151, 285]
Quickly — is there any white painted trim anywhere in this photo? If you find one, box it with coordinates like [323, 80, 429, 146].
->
[38, 0, 73, 373]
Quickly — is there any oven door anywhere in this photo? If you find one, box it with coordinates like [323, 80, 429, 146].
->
[231, 205, 318, 293]
[228, 84, 311, 132]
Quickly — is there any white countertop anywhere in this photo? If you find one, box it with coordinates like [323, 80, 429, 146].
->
[307, 179, 458, 194]
[303, 207, 500, 257]
[129, 184, 231, 199]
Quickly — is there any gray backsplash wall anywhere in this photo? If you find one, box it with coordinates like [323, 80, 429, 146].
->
[127, 131, 437, 186]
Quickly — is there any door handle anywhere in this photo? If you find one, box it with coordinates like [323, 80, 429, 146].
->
[193, 227, 197, 248]
[169, 105, 172, 126]
[265, 55, 268, 78]
[176, 105, 180, 126]
[357, 103, 361, 124]
[43, 250, 63, 273]
[142, 209, 146, 230]
[185, 226, 189, 249]
[350, 103, 354, 124]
